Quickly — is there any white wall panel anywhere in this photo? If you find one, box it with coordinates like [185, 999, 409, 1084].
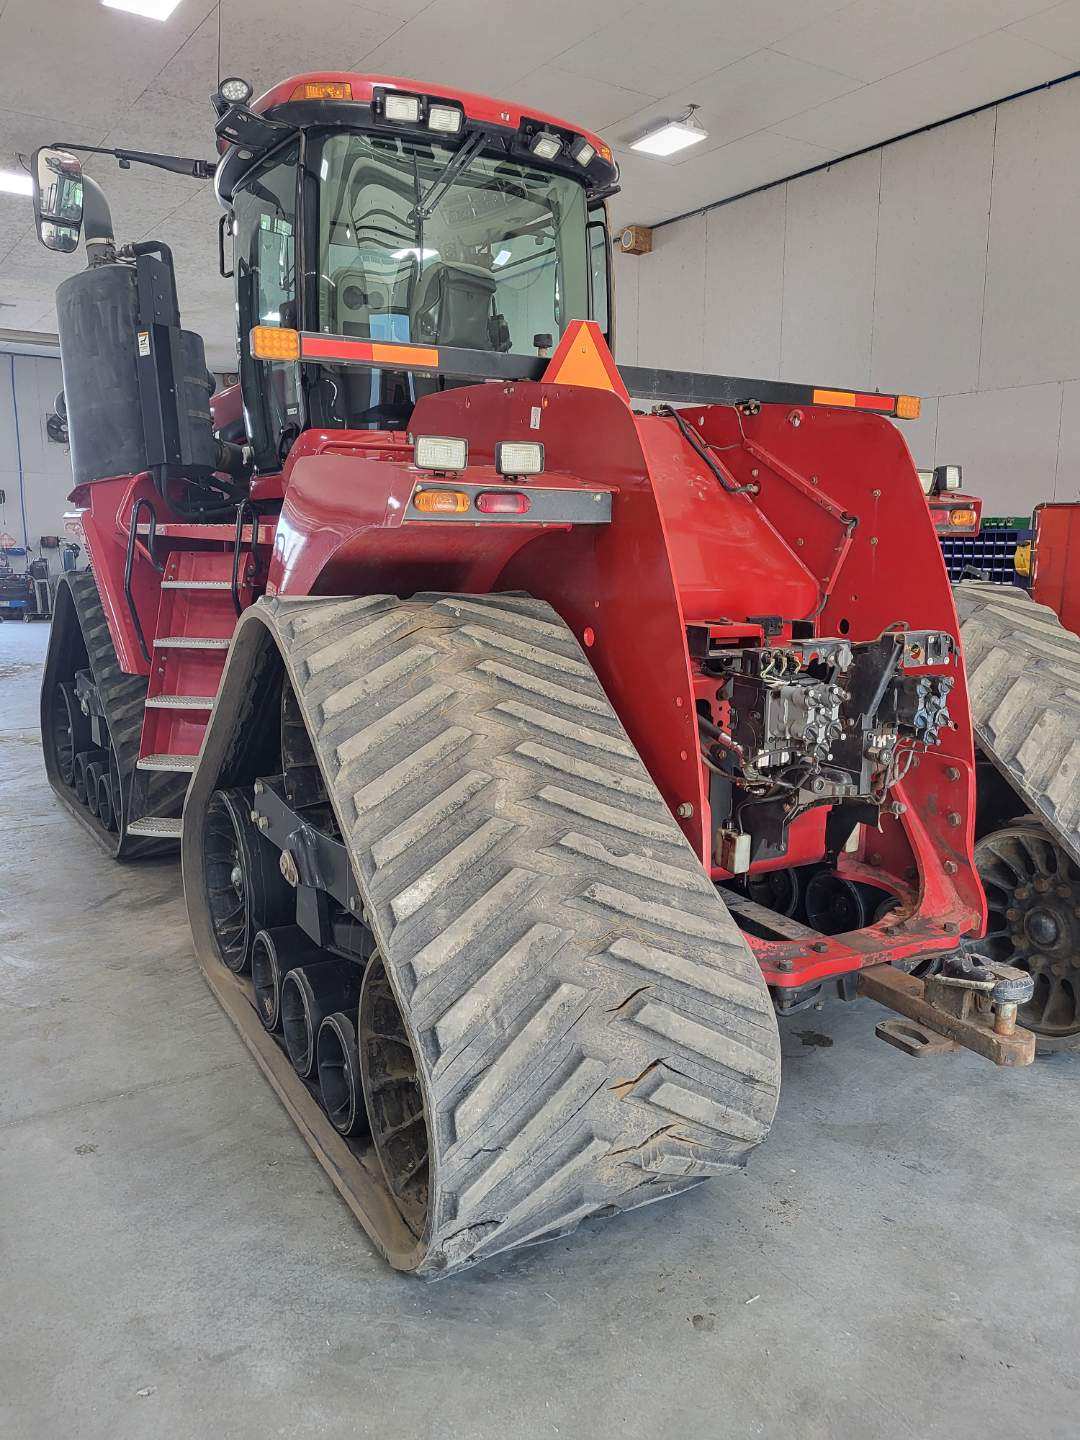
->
[780, 151, 880, 387]
[889, 396, 939, 472]
[872, 112, 994, 397]
[1053, 379, 1080, 501]
[635, 215, 706, 372]
[0, 353, 72, 555]
[612, 252, 639, 366]
[979, 83, 1080, 390]
[936, 383, 1063, 514]
[703, 187, 785, 379]
[630, 80, 1080, 519]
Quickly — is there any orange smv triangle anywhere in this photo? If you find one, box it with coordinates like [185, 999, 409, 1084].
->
[541, 319, 630, 403]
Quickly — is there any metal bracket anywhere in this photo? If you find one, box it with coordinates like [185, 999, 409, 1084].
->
[858, 958, 1036, 1066]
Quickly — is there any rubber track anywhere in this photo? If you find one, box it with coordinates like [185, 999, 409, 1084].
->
[45, 570, 187, 859]
[194, 593, 781, 1277]
[956, 581, 1080, 867]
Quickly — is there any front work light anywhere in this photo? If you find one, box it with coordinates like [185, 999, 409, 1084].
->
[530, 132, 562, 161]
[570, 138, 595, 167]
[415, 435, 468, 471]
[495, 441, 544, 477]
[219, 76, 253, 105]
[428, 103, 463, 135]
[384, 92, 422, 124]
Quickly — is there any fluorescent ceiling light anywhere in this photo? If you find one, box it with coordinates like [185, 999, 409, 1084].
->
[0, 170, 33, 197]
[630, 107, 708, 157]
[101, 0, 183, 19]
[493, 249, 512, 268]
[392, 247, 438, 261]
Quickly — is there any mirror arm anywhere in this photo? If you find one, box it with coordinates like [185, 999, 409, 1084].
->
[50, 141, 216, 180]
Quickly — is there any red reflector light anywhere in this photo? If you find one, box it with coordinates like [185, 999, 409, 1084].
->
[475, 491, 531, 515]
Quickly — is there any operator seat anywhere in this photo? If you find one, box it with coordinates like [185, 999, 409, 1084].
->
[409, 261, 508, 403]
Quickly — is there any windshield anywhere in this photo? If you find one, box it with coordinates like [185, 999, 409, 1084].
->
[314, 130, 590, 356]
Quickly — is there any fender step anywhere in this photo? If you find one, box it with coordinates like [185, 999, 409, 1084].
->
[137, 753, 198, 773]
[127, 816, 184, 838]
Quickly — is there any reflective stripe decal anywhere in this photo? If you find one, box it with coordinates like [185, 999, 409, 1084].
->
[299, 335, 440, 367]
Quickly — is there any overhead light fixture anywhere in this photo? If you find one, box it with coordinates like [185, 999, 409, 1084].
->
[392, 247, 439, 261]
[630, 104, 708, 157]
[0, 170, 33, 197]
[101, 0, 183, 18]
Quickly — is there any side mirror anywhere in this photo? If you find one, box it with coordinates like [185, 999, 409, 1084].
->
[32, 146, 85, 253]
[933, 464, 962, 492]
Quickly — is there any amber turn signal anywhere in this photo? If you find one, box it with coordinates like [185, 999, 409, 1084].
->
[250, 326, 300, 361]
[291, 81, 353, 101]
[413, 489, 470, 514]
[948, 508, 978, 528]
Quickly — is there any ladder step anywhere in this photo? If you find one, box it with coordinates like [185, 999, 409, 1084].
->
[154, 635, 231, 650]
[145, 694, 216, 710]
[137, 754, 198, 773]
[127, 816, 183, 839]
[161, 580, 231, 590]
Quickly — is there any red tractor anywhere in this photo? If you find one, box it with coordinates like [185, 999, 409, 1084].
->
[32, 72, 1035, 1280]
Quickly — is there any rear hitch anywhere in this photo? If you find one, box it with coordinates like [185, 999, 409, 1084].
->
[858, 952, 1036, 1066]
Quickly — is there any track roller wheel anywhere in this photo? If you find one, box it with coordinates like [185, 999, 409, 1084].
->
[49, 682, 89, 788]
[73, 749, 103, 808]
[201, 788, 294, 974]
[251, 926, 332, 1032]
[359, 955, 430, 1238]
[281, 960, 363, 1079]
[317, 1012, 369, 1138]
[976, 822, 1080, 1050]
[96, 770, 116, 831]
[84, 760, 105, 818]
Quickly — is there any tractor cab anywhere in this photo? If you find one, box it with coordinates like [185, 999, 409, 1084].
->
[216, 75, 618, 472]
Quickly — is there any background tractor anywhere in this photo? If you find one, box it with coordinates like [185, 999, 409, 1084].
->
[31, 71, 1034, 1279]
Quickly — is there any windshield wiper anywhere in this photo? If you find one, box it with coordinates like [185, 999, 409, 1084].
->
[410, 130, 487, 226]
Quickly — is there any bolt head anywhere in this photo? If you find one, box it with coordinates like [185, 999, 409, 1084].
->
[676, 802, 694, 819]
[945, 766, 960, 782]
[777, 958, 795, 972]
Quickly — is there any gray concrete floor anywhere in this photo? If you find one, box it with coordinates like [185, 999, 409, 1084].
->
[2, 615, 1078, 1440]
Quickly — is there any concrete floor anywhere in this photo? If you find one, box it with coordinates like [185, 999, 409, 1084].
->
[2, 615, 1078, 1440]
